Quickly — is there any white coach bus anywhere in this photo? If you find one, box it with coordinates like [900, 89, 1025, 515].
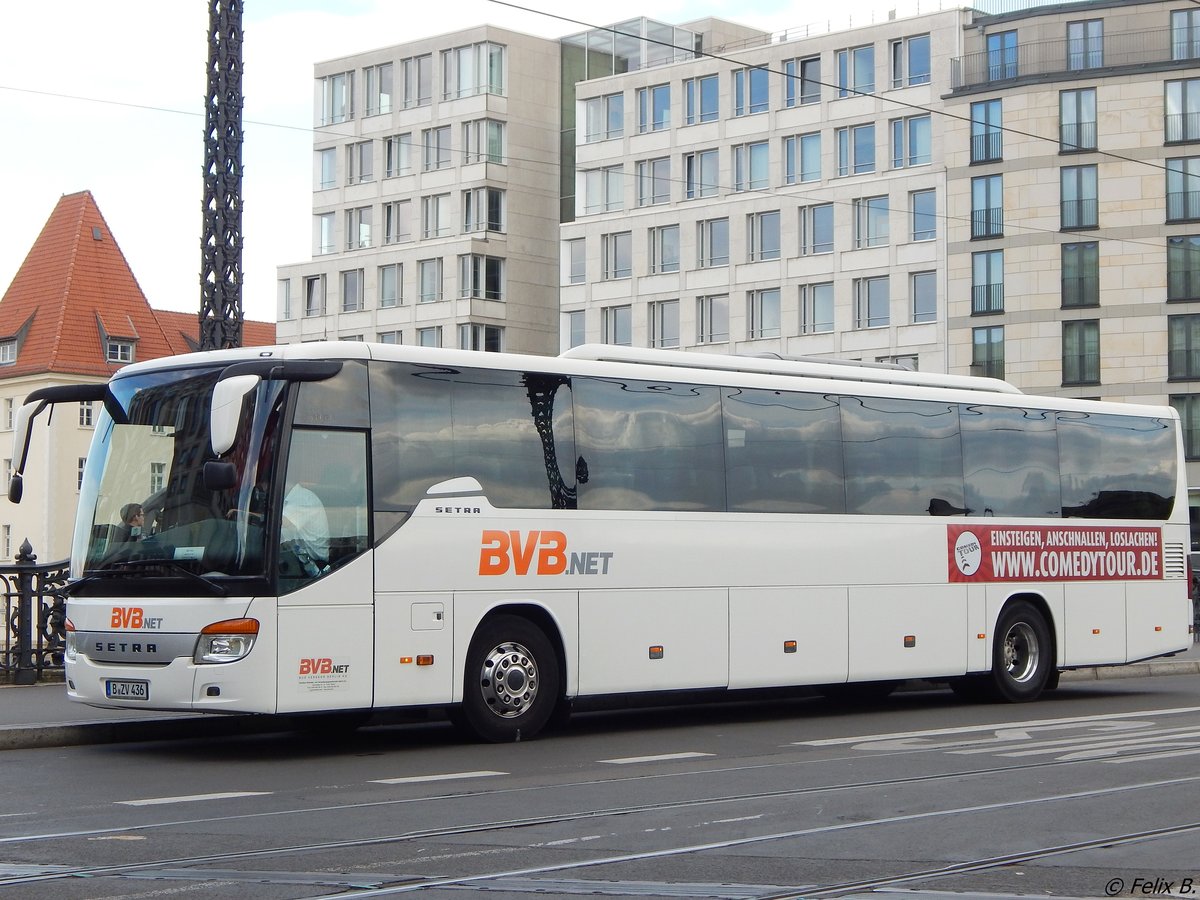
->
[9, 342, 1192, 741]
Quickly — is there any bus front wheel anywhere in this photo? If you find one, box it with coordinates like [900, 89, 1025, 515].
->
[989, 601, 1053, 702]
[459, 615, 560, 743]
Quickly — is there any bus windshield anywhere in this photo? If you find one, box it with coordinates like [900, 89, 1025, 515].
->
[71, 365, 286, 590]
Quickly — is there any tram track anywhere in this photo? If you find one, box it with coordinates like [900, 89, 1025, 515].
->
[3, 765, 1199, 894]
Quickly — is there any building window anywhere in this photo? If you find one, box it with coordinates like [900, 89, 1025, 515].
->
[582, 92, 624, 142]
[378, 330, 401, 344]
[602, 305, 632, 346]
[891, 115, 931, 168]
[316, 147, 336, 189]
[733, 142, 768, 192]
[564, 239, 585, 285]
[733, 66, 769, 116]
[1169, 315, 1200, 379]
[785, 55, 821, 106]
[1166, 79, 1200, 143]
[853, 196, 889, 249]
[422, 125, 451, 170]
[837, 123, 875, 176]
[417, 258, 443, 303]
[317, 71, 353, 125]
[684, 75, 718, 124]
[3, 398, 12, 428]
[649, 225, 680, 274]
[1169, 235, 1200, 300]
[1167, 158, 1200, 222]
[801, 203, 834, 255]
[1060, 88, 1097, 152]
[698, 218, 729, 268]
[1063, 320, 1100, 385]
[365, 62, 392, 115]
[150, 461, 165, 494]
[463, 187, 505, 233]
[1171, 395, 1200, 458]
[458, 255, 504, 301]
[912, 271, 936, 324]
[1066, 19, 1103, 71]
[602, 232, 632, 280]
[1061, 165, 1098, 229]
[637, 84, 670, 132]
[459, 323, 504, 352]
[442, 41, 505, 99]
[748, 288, 781, 339]
[278, 279, 292, 320]
[636, 157, 671, 206]
[107, 341, 133, 363]
[970, 99, 1002, 163]
[684, 149, 719, 199]
[854, 276, 889, 329]
[972, 249, 1004, 314]
[347, 141, 372, 184]
[890, 34, 930, 88]
[0, 341, 16, 365]
[837, 45, 875, 96]
[78, 457, 86, 492]
[1172, 9, 1200, 61]
[462, 119, 505, 164]
[565, 310, 585, 348]
[341, 269, 364, 312]
[1061, 242, 1099, 308]
[384, 199, 412, 244]
[2, 524, 10, 561]
[416, 326, 442, 348]
[579, 165, 623, 215]
[346, 207, 372, 249]
[697, 295, 729, 344]
[971, 174, 1003, 238]
[79, 401, 93, 427]
[784, 132, 820, 184]
[421, 194, 450, 239]
[379, 263, 401, 308]
[384, 134, 411, 178]
[986, 31, 1018, 81]
[401, 54, 432, 108]
[972, 326, 1004, 379]
[315, 212, 335, 255]
[304, 275, 325, 316]
[748, 211, 781, 262]
[649, 300, 680, 348]
[801, 282, 834, 334]
[911, 189, 936, 241]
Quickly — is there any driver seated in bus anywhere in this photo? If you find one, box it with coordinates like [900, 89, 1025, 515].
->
[111, 503, 145, 543]
[281, 480, 329, 579]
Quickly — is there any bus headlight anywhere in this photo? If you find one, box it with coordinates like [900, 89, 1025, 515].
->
[194, 618, 259, 665]
[65, 618, 77, 663]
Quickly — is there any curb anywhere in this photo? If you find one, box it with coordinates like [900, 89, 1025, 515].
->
[2, 658, 1198, 751]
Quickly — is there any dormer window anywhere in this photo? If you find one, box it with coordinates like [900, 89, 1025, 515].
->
[107, 340, 134, 363]
[0, 340, 14, 364]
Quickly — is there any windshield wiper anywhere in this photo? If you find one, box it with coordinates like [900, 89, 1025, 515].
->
[69, 559, 228, 597]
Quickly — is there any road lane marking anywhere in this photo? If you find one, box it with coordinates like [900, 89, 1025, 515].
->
[117, 791, 270, 807]
[370, 770, 506, 785]
[599, 752, 714, 765]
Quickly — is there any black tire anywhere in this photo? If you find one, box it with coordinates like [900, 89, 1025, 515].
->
[459, 615, 560, 743]
[989, 600, 1052, 702]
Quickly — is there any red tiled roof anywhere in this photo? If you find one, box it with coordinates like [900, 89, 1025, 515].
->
[0, 191, 275, 377]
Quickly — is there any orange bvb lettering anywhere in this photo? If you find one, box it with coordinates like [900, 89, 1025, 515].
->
[478, 530, 566, 575]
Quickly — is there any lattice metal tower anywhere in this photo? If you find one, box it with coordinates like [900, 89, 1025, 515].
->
[199, 0, 245, 350]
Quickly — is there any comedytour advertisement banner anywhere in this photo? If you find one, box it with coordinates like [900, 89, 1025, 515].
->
[947, 524, 1162, 583]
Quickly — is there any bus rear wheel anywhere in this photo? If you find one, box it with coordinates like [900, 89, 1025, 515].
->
[989, 600, 1052, 702]
[459, 615, 560, 743]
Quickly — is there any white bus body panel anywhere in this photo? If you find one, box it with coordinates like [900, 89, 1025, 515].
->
[373, 593, 454, 707]
[728, 587, 848, 689]
[1127, 582, 1192, 662]
[1063, 582, 1127, 667]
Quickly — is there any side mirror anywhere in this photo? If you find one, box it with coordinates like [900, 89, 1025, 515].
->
[210, 374, 260, 457]
[7, 472, 22, 504]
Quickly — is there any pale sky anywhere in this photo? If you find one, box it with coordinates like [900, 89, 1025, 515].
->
[0, 0, 936, 325]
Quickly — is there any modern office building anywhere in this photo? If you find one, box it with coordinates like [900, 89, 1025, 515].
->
[278, 0, 1200, 485]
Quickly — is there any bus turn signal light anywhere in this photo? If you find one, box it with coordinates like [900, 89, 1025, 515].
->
[416, 655, 434, 666]
[784, 640, 797, 654]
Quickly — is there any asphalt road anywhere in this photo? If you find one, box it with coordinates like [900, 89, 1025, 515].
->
[2, 673, 1200, 899]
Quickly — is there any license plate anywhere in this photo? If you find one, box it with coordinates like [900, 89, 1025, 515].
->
[105, 679, 149, 701]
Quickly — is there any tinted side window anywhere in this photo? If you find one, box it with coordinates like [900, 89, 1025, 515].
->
[842, 397, 964, 515]
[370, 363, 456, 514]
[294, 360, 370, 428]
[724, 388, 844, 513]
[575, 377, 724, 511]
[962, 405, 1060, 517]
[1058, 412, 1177, 519]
